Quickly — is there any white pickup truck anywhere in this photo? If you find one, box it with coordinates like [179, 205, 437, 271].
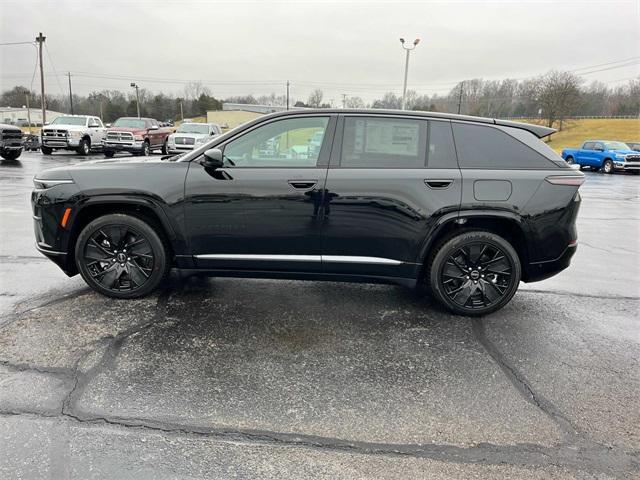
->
[41, 115, 106, 156]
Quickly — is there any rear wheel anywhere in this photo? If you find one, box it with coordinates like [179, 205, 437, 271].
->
[427, 231, 521, 316]
[74, 214, 170, 299]
[602, 159, 614, 174]
[41, 146, 53, 155]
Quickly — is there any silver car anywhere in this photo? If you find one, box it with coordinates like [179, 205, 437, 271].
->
[167, 122, 221, 154]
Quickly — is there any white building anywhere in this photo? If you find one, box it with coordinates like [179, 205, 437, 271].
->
[0, 107, 63, 126]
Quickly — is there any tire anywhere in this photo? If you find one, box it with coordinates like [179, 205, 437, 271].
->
[161, 139, 168, 155]
[427, 231, 521, 316]
[104, 150, 115, 158]
[140, 140, 150, 156]
[633, 170, 639, 175]
[74, 213, 170, 299]
[41, 146, 53, 155]
[602, 159, 614, 174]
[565, 156, 574, 165]
[1, 149, 21, 160]
[76, 137, 90, 156]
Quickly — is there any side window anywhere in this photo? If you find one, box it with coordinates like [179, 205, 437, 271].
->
[151, 119, 159, 127]
[223, 116, 329, 167]
[582, 142, 595, 150]
[594, 142, 604, 151]
[427, 121, 457, 168]
[452, 123, 554, 169]
[88, 118, 98, 127]
[341, 117, 426, 168]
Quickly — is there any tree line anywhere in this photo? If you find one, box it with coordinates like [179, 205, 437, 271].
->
[1, 71, 638, 130]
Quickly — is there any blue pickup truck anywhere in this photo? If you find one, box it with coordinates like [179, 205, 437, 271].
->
[561, 140, 640, 174]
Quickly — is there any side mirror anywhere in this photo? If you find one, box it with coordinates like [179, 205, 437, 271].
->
[149, 125, 159, 130]
[202, 148, 224, 169]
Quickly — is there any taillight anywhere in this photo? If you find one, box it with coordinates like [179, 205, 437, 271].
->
[545, 175, 585, 187]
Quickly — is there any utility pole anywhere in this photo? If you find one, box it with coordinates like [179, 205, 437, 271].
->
[35, 32, 46, 125]
[179, 99, 184, 121]
[130, 82, 140, 117]
[67, 72, 74, 114]
[457, 81, 464, 115]
[399, 37, 420, 110]
[341, 93, 347, 108]
[286, 81, 290, 110]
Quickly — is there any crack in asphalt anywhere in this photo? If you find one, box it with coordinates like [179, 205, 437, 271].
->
[521, 289, 640, 301]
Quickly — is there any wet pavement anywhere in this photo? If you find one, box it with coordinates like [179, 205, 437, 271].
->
[0, 151, 638, 479]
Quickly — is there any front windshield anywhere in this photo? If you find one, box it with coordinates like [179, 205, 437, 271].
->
[604, 141, 630, 151]
[51, 116, 87, 126]
[113, 118, 146, 129]
[177, 123, 209, 134]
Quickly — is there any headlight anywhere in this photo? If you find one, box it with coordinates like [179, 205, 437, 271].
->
[168, 136, 175, 144]
[195, 137, 208, 145]
[615, 154, 626, 159]
[68, 131, 82, 138]
[133, 134, 144, 141]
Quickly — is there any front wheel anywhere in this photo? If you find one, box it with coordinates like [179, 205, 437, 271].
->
[161, 139, 168, 155]
[0, 149, 21, 160]
[602, 159, 614, 174]
[140, 141, 150, 156]
[74, 213, 169, 299]
[77, 138, 90, 156]
[565, 156, 574, 165]
[41, 146, 53, 155]
[427, 231, 521, 316]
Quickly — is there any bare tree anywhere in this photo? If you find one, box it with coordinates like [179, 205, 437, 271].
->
[537, 71, 582, 130]
[307, 89, 324, 108]
[344, 96, 365, 108]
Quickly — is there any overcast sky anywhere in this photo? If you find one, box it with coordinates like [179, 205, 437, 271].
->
[1, 0, 638, 104]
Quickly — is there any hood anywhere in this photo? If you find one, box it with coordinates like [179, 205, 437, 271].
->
[0, 123, 22, 130]
[170, 132, 210, 139]
[611, 149, 639, 155]
[107, 126, 147, 134]
[42, 124, 87, 132]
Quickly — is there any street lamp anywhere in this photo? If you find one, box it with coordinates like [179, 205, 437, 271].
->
[399, 37, 420, 110]
[130, 82, 140, 118]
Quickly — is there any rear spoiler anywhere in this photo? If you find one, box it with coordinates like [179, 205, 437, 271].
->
[494, 119, 556, 139]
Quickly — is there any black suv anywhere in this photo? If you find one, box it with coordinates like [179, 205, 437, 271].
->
[32, 110, 583, 315]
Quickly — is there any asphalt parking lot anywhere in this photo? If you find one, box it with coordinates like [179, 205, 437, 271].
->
[0, 151, 638, 479]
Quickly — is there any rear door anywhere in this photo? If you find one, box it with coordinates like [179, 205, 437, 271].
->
[184, 114, 335, 273]
[321, 115, 462, 278]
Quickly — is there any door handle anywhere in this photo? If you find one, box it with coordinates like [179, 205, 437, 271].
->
[424, 179, 453, 189]
[288, 180, 317, 190]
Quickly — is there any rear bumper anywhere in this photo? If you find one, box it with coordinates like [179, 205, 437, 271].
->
[523, 243, 577, 283]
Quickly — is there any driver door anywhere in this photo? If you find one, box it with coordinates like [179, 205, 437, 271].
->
[184, 115, 336, 272]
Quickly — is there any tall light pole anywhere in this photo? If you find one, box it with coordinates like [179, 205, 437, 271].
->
[130, 82, 140, 118]
[35, 32, 46, 124]
[399, 37, 420, 110]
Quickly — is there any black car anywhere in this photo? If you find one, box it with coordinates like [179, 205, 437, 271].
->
[32, 109, 583, 315]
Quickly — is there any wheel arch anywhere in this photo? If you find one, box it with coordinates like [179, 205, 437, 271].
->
[416, 211, 531, 281]
[65, 197, 179, 275]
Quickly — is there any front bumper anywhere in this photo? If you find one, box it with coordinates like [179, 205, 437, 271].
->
[167, 144, 197, 154]
[42, 138, 81, 148]
[103, 140, 144, 152]
[613, 161, 640, 171]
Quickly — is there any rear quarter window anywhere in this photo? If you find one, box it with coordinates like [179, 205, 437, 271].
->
[452, 123, 555, 169]
[341, 117, 427, 168]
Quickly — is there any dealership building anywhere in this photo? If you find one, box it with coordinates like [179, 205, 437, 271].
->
[0, 107, 63, 126]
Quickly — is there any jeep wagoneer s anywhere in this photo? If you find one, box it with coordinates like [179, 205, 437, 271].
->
[32, 109, 583, 315]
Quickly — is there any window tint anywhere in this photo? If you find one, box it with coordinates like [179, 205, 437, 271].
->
[428, 121, 457, 168]
[582, 142, 595, 150]
[223, 116, 329, 167]
[452, 123, 553, 169]
[341, 117, 426, 168]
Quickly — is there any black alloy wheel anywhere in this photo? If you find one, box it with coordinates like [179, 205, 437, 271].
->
[75, 214, 168, 298]
[428, 231, 521, 316]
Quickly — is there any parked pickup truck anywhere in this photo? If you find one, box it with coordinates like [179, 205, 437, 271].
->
[0, 123, 23, 160]
[562, 140, 640, 174]
[103, 117, 172, 157]
[166, 122, 221, 154]
[41, 115, 106, 156]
